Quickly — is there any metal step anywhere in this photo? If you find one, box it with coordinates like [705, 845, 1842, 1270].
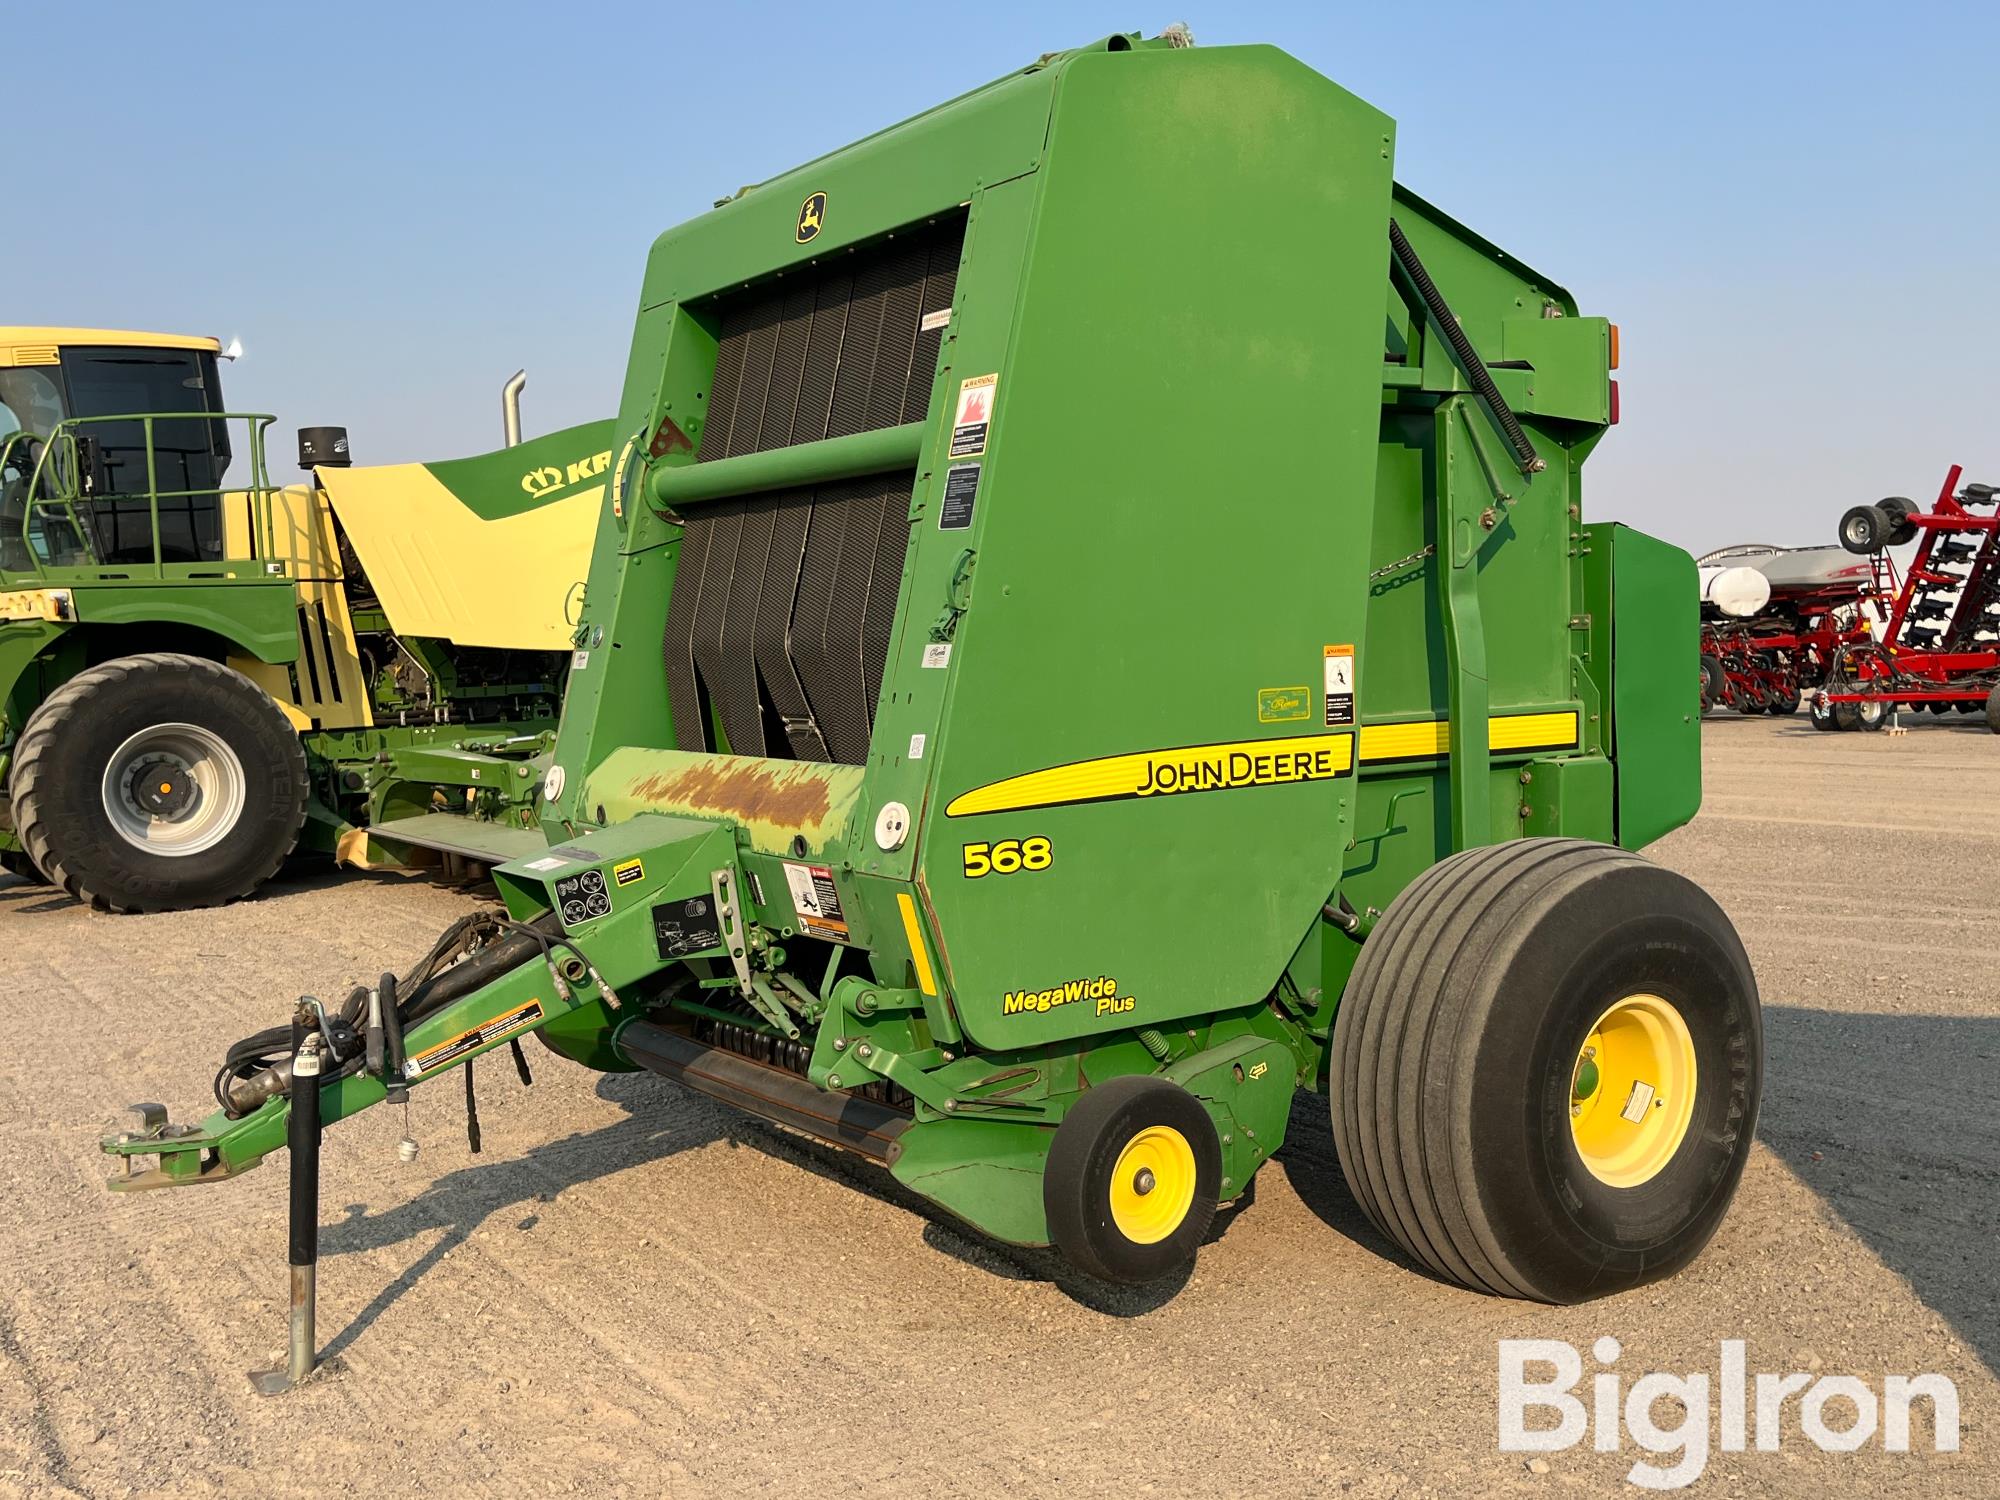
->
[363, 812, 549, 864]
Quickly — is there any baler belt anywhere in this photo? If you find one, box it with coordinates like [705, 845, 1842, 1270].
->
[661, 216, 962, 763]
[662, 474, 912, 763]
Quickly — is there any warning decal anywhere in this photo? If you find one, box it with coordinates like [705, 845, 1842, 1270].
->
[783, 861, 849, 940]
[939, 463, 980, 530]
[949, 373, 997, 458]
[1323, 644, 1355, 727]
[613, 858, 646, 887]
[653, 895, 723, 959]
[554, 867, 611, 927]
[409, 1000, 545, 1078]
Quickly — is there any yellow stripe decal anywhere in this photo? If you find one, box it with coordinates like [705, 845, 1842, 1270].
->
[944, 733, 1355, 819]
[897, 893, 938, 998]
[1358, 710, 1580, 763]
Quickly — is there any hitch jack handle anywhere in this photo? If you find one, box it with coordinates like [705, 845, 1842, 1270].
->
[250, 1023, 324, 1395]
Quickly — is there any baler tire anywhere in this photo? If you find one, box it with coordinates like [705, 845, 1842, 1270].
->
[1043, 1075, 1222, 1285]
[1838, 504, 1888, 555]
[1328, 838, 1762, 1303]
[11, 654, 308, 914]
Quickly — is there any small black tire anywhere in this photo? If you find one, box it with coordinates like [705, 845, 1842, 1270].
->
[1854, 700, 1888, 732]
[1987, 685, 2000, 735]
[1772, 685, 1802, 715]
[1808, 693, 1841, 731]
[1330, 838, 1762, 1303]
[1699, 655, 1727, 711]
[1044, 1075, 1222, 1284]
[1838, 504, 1888, 555]
[11, 654, 308, 913]
[1877, 496, 1920, 547]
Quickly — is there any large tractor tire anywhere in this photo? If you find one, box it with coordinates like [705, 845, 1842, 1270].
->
[1, 848, 47, 884]
[1330, 838, 1761, 1303]
[11, 654, 309, 913]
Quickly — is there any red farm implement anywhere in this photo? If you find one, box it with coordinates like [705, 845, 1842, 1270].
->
[1810, 465, 2000, 732]
[1697, 547, 1880, 718]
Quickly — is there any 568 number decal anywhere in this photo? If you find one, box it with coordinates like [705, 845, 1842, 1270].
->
[962, 836, 1052, 879]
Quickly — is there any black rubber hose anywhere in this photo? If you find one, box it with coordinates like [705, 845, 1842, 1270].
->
[396, 929, 546, 1026]
[1388, 217, 1544, 475]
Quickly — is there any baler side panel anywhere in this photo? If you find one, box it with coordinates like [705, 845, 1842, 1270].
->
[1591, 522, 1702, 848]
[923, 47, 1397, 1051]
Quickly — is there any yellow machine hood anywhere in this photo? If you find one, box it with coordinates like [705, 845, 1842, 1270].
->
[316, 419, 614, 652]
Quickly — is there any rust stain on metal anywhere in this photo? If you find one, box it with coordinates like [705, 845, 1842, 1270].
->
[629, 759, 837, 833]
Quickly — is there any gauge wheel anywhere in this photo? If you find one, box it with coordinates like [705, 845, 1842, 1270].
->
[1876, 496, 1919, 547]
[1044, 1075, 1223, 1284]
[1832, 699, 1887, 732]
[1330, 838, 1761, 1302]
[1699, 655, 1727, 712]
[1837, 504, 1889, 555]
[1808, 692, 1841, 731]
[11, 654, 308, 913]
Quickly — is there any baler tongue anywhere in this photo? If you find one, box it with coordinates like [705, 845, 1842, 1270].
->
[97, 812, 749, 1388]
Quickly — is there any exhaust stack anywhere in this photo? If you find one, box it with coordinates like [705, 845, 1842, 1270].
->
[501, 369, 527, 447]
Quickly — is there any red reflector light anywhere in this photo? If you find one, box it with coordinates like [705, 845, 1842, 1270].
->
[1608, 379, 1620, 425]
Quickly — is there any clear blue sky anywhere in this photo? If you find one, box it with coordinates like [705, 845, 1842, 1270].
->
[10, 2, 1995, 552]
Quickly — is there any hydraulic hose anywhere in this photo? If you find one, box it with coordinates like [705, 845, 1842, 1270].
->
[214, 912, 561, 1116]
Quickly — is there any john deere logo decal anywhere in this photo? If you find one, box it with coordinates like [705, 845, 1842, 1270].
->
[796, 191, 827, 243]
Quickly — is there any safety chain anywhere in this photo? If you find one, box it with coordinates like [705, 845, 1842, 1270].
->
[1368, 544, 1437, 581]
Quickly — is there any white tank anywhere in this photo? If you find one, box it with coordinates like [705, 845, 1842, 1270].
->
[1698, 565, 1772, 618]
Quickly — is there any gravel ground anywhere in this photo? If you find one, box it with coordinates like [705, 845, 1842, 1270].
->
[0, 713, 1994, 1499]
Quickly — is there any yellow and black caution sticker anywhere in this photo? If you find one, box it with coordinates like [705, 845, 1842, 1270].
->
[409, 1000, 546, 1078]
[1357, 710, 1580, 765]
[613, 857, 646, 887]
[945, 733, 1354, 818]
[795, 190, 826, 243]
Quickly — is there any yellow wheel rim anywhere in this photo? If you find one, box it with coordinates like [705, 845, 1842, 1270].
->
[1107, 1125, 1197, 1244]
[1568, 993, 1698, 1189]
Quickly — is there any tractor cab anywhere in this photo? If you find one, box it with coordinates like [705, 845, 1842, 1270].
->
[0, 329, 234, 572]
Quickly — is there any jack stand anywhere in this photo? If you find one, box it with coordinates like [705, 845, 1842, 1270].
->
[251, 1025, 323, 1395]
